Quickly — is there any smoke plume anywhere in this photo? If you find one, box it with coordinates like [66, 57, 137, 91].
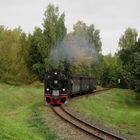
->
[49, 34, 98, 67]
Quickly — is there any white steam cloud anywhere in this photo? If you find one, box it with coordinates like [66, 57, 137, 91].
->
[49, 34, 98, 66]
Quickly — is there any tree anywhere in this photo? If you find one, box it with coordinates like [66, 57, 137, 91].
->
[119, 41, 140, 91]
[27, 4, 66, 80]
[0, 26, 29, 84]
[118, 28, 140, 91]
[118, 27, 138, 49]
[43, 4, 66, 58]
[70, 21, 102, 81]
[27, 27, 45, 80]
[73, 21, 102, 53]
[93, 29, 102, 53]
[100, 54, 122, 87]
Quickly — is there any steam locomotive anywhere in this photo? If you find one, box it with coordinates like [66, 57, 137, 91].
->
[44, 69, 96, 105]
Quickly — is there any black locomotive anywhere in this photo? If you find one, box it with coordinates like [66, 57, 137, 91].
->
[44, 69, 96, 105]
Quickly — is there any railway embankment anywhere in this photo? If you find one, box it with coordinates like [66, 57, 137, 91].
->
[67, 88, 140, 139]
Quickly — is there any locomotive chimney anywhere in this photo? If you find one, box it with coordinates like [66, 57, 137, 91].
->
[64, 60, 70, 74]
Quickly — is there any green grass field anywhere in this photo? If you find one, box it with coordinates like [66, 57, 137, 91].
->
[1, 84, 140, 139]
[0, 83, 61, 140]
[69, 88, 140, 137]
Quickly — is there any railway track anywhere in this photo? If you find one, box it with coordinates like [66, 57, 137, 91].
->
[52, 88, 126, 140]
[70, 88, 112, 100]
[94, 88, 111, 94]
[52, 106, 125, 140]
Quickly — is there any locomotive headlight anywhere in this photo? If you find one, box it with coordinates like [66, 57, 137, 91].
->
[62, 88, 65, 91]
[54, 72, 57, 75]
[46, 88, 49, 91]
[54, 80, 58, 84]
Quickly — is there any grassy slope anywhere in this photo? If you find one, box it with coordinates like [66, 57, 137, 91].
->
[0, 83, 60, 140]
[69, 88, 140, 136]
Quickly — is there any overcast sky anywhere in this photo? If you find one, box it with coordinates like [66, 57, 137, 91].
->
[0, 0, 140, 55]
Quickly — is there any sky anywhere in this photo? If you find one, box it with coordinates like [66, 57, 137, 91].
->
[0, 0, 140, 55]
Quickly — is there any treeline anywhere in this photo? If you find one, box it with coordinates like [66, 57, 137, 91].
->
[101, 28, 140, 93]
[0, 27, 29, 84]
[0, 4, 102, 84]
[0, 4, 139, 94]
[27, 5, 102, 81]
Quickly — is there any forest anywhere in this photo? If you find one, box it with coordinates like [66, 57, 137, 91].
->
[0, 4, 140, 95]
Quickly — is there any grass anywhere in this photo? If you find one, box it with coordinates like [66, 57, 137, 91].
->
[69, 88, 140, 137]
[0, 83, 61, 140]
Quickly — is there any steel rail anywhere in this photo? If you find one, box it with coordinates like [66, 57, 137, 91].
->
[52, 105, 125, 140]
[52, 88, 127, 140]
